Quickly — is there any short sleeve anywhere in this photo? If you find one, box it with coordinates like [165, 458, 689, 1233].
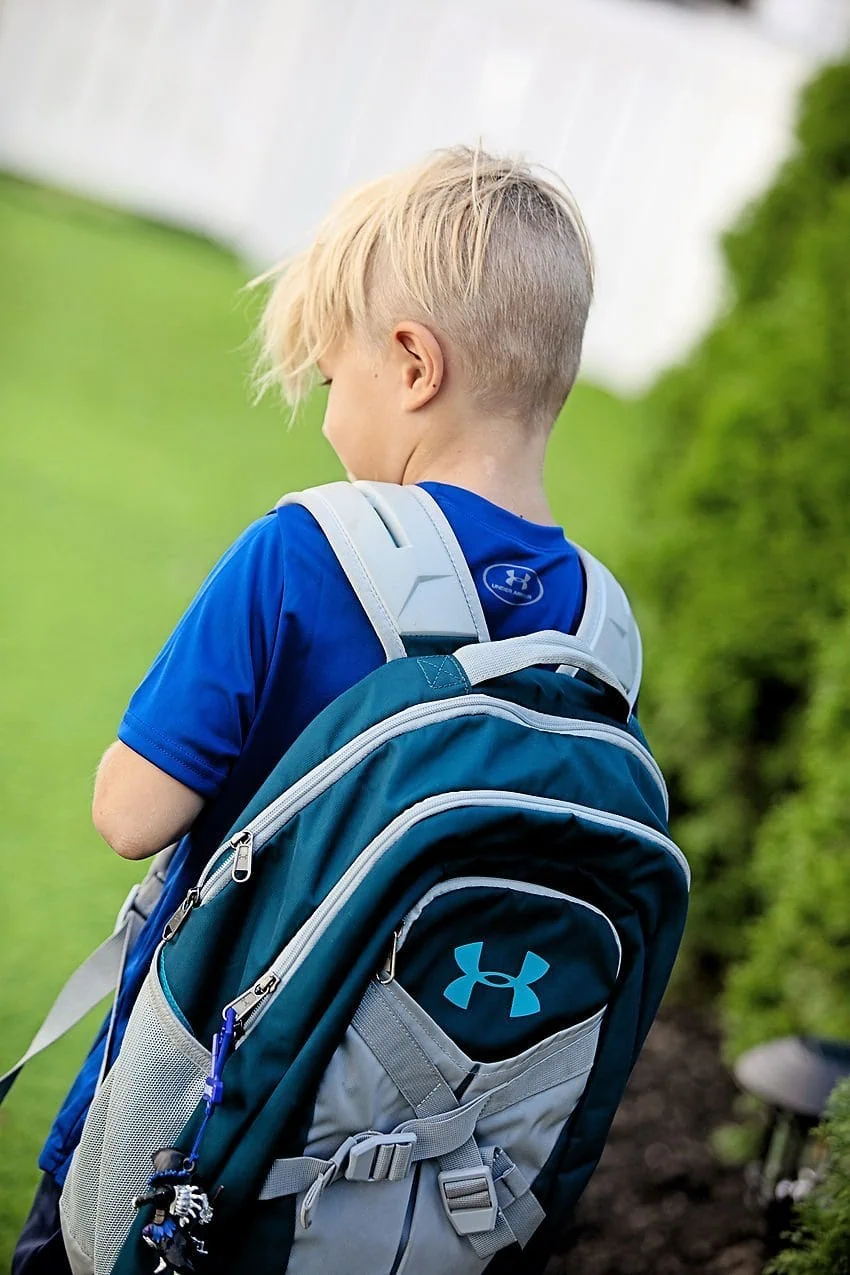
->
[117, 514, 284, 798]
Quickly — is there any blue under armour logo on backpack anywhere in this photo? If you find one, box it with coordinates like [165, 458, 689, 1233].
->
[443, 942, 550, 1018]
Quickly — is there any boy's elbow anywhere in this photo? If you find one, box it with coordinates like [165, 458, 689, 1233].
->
[92, 740, 204, 859]
[92, 744, 147, 859]
[92, 799, 151, 860]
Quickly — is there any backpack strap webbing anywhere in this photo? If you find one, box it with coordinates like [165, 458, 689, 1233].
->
[258, 979, 550, 1254]
[0, 845, 175, 1105]
[278, 481, 490, 659]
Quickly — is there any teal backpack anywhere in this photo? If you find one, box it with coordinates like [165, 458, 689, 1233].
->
[53, 482, 688, 1275]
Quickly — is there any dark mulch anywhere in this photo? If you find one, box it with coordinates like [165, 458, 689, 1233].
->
[546, 1006, 766, 1275]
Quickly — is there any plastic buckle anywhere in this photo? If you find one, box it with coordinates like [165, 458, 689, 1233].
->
[437, 1166, 499, 1235]
[345, 1132, 417, 1182]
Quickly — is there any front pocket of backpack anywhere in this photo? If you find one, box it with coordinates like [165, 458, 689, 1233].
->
[391, 875, 621, 1062]
[385, 992, 606, 1275]
[280, 876, 619, 1275]
[60, 955, 211, 1275]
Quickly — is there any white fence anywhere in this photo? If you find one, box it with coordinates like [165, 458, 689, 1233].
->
[0, 0, 845, 388]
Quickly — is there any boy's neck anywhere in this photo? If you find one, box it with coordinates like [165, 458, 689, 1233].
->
[399, 417, 557, 526]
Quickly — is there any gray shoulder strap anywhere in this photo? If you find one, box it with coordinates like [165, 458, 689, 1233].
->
[278, 482, 642, 707]
[0, 845, 175, 1105]
[278, 482, 490, 659]
[571, 545, 643, 711]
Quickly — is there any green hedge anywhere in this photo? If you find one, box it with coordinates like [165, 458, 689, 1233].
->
[631, 59, 850, 991]
[725, 587, 850, 1054]
[631, 58, 850, 1270]
[766, 1079, 850, 1275]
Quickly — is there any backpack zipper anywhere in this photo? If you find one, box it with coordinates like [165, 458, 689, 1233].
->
[162, 887, 200, 942]
[230, 831, 254, 883]
[227, 973, 279, 1036]
[388, 1164, 421, 1275]
[225, 791, 689, 1041]
[195, 698, 668, 906]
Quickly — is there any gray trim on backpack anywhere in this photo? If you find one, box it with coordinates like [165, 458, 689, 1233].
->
[278, 482, 490, 659]
[394, 876, 623, 978]
[196, 698, 669, 912]
[453, 631, 629, 707]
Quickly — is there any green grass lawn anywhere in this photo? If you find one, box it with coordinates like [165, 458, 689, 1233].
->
[0, 176, 645, 1259]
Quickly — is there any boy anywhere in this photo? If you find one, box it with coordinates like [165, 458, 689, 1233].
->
[15, 145, 595, 1272]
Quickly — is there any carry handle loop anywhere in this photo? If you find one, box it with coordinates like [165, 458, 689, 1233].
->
[453, 631, 630, 708]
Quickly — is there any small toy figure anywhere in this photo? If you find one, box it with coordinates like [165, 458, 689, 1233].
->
[133, 1148, 214, 1273]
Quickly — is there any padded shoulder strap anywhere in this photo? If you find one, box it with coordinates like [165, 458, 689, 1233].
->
[278, 483, 642, 706]
[571, 545, 643, 711]
[278, 482, 490, 660]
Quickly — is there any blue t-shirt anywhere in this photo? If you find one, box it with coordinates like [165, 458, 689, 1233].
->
[41, 482, 585, 1181]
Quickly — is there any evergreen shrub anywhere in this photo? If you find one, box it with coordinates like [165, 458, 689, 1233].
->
[766, 1079, 850, 1275]
[726, 587, 850, 1053]
[628, 58, 850, 1273]
[631, 60, 850, 988]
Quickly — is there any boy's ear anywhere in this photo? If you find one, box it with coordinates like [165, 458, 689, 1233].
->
[392, 321, 444, 410]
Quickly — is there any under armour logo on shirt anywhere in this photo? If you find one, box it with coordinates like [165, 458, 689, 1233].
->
[483, 564, 544, 607]
[443, 942, 551, 1018]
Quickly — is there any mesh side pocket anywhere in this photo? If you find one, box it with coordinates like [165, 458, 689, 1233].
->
[59, 1067, 114, 1275]
[61, 962, 211, 1275]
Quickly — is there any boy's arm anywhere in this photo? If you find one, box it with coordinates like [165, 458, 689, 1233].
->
[93, 740, 205, 860]
[95, 513, 285, 860]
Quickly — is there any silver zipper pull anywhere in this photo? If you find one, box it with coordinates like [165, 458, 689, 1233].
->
[225, 972, 279, 1034]
[162, 887, 200, 941]
[230, 830, 254, 883]
[377, 930, 399, 985]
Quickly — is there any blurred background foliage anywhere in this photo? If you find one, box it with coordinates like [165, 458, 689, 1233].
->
[631, 58, 850, 1267]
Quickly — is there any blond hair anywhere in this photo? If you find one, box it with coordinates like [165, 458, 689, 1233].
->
[254, 145, 594, 426]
